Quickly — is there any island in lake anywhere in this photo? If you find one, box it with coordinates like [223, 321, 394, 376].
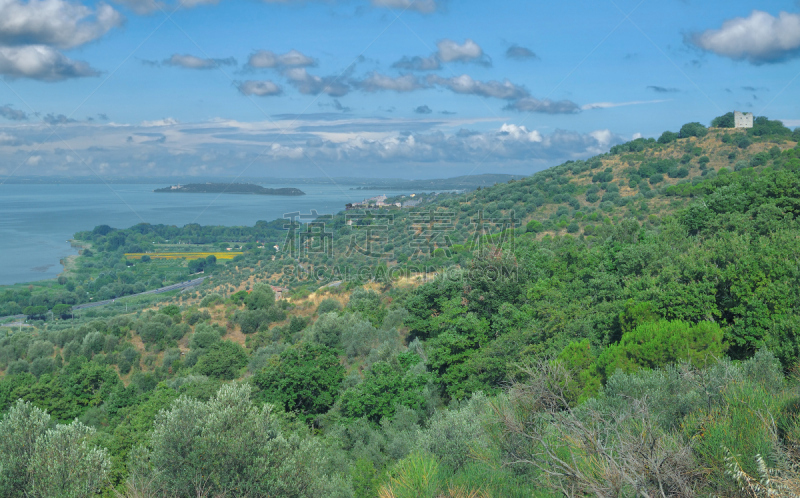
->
[154, 183, 305, 196]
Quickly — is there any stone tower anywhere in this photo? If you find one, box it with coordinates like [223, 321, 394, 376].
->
[734, 111, 754, 129]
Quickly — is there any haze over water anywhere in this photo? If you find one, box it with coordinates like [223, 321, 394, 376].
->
[0, 183, 401, 286]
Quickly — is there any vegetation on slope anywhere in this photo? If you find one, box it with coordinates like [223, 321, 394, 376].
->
[1, 114, 800, 496]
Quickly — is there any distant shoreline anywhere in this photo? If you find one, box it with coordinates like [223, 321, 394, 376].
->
[154, 183, 306, 196]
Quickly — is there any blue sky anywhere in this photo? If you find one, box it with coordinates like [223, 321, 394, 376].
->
[0, 0, 799, 178]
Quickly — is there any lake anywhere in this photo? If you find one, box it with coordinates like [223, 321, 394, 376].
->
[0, 183, 404, 285]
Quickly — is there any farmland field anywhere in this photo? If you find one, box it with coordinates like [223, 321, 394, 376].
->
[124, 252, 243, 260]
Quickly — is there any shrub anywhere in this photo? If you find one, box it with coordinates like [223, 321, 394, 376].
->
[711, 112, 735, 128]
[418, 393, 489, 472]
[199, 293, 223, 307]
[658, 131, 678, 144]
[252, 343, 344, 423]
[246, 284, 275, 310]
[0, 400, 110, 498]
[128, 384, 336, 497]
[317, 298, 342, 314]
[679, 122, 708, 138]
[194, 341, 247, 380]
[597, 319, 726, 381]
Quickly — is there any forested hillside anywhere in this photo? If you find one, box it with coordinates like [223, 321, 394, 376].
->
[2, 113, 800, 497]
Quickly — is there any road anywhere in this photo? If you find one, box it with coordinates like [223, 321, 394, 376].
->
[0, 276, 206, 324]
[73, 277, 207, 310]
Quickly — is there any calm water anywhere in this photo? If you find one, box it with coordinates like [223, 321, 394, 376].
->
[0, 183, 400, 285]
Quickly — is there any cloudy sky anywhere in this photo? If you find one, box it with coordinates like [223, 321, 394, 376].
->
[0, 0, 799, 178]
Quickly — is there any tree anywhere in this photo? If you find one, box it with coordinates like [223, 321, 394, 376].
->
[245, 284, 275, 311]
[51, 304, 72, 319]
[23, 306, 47, 320]
[658, 131, 678, 144]
[596, 319, 726, 381]
[679, 122, 708, 138]
[194, 341, 247, 380]
[711, 112, 735, 128]
[128, 383, 334, 497]
[253, 343, 344, 423]
[340, 353, 430, 423]
[0, 400, 110, 498]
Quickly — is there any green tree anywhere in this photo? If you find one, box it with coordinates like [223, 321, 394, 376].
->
[194, 341, 247, 380]
[0, 400, 110, 498]
[253, 343, 344, 423]
[340, 353, 430, 423]
[597, 319, 727, 381]
[679, 122, 708, 138]
[128, 383, 335, 497]
[657, 131, 678, 144]
[711, 112, 735, 128]
[245, 284, 275, 310]
[51, 304, 72, 319]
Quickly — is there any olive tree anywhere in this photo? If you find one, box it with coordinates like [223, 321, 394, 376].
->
[128, 383, 347, 497]
[0, 400, 110, 498]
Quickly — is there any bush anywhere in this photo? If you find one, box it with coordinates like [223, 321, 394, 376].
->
[252, 343, 344, 423]
[317, 298, 342, 314]
[128, 384, 337, 497]
[657, 131, 678, 144]
[737, 135, 752, 149]
[246, 284, 275, 311]
[597, 319, 727, 381]
[199, 293, 223, 307]
[525, 220, 543, 233]
[711, 112, 735, 128]
[418, 393, 489, 472]
[679, 122, 708, 138]
[0, 400, 110, 498]
[194, 341, 247, 380]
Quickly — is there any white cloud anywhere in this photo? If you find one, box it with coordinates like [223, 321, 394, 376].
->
[247, 49, 315, 69]
[26, 155, 41, 165]
[0, 105, 27, 120]
[164, 54, 236, 69]
[0, 117, 627, 175]
[391, 55, 440, 71]
[0, 0, 121, 80]
[780, 119, 800, 128]
[141, 117, 179, 126]
[0, 131, 18, 143]
[428, 74, 528, 100]
[370, 0, 437, 14]
[690, 10, 800, 64]
[506, 97, 580, 114]
[581, 99, 668, 110]
[436, 38, 488, 64]
[110, 0, 163, 14]
[0, 45, 97, 81]
[285, 68, 349, 96]
[0, 0, 122, 49]
[358, 73, 423, 92]
[237, 80, 282, 96]
[499, 123, 542, 142]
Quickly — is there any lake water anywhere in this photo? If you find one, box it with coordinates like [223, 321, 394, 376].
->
[0, 183, 403, 285]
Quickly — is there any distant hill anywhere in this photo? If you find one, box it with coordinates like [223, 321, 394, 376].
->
[352, 174, 525, 191]
[154, 183, 305, 196]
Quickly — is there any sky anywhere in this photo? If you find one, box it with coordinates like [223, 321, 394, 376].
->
[0, 0, 799, 179]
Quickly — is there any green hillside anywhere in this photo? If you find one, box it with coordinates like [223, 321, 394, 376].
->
[2, 114, 800, 497]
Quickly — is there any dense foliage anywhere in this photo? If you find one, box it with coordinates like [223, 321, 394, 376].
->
[1, 113, 800, 496]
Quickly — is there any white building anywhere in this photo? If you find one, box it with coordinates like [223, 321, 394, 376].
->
[734, 111, 754, 129]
